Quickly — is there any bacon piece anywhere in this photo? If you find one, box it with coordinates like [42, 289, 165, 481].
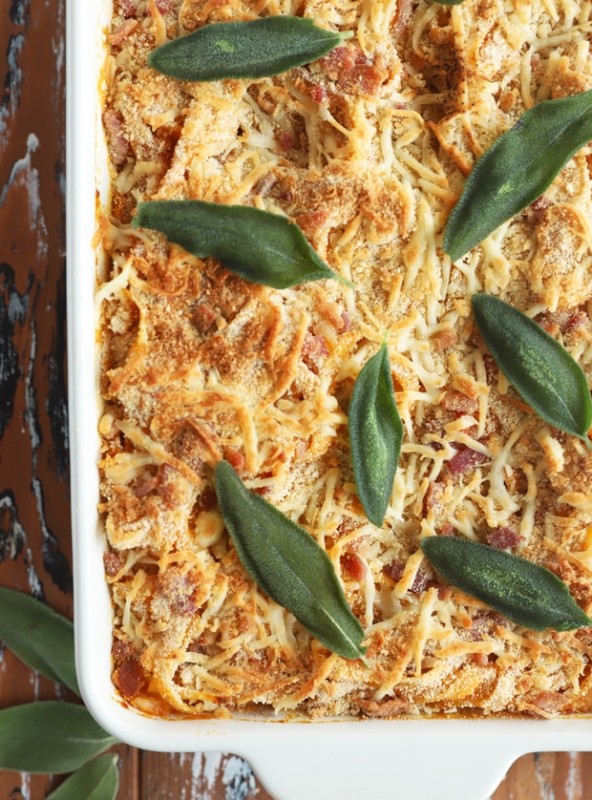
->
[119, 0, 136, 17]
[483, 353, 498, 385]
[525, 691, 567, 718]
[253, 470, 273, 496]
[193, 302, 218, 334]
[108, 18, 139, 47]
[534, 308, 589, 339]
[252, 174, 277, 199]
[393, 0, 413, 37]
[154, 122, 182, 164]
[341, 551, 365, 582]
[320, 46, 388, 96]
[158, 568, 200, 615]
[468, 611, 504, 641]
[564, 311, 588, 334]
[223, 446, 245, 474]
[447, 446, 488, 475]
[384, 562, 404, 582]
[535, 310, 562, 336]
[423, 481, 444, 514]
[187, 635, 212, 655]
[441, 389, 479, 416]
[530, 195, 550, 221]
[486, 526, 521, 550]
[321, 46, 355, 79]
[130, 464, 178, 506]
[311, 84, 327, 103]
[196, 487, 217, 513]
[155, 0, 170, 11]
[277, 131, 296, 151]
[133, 473, 160, 498]
[302, 333, 329, 373]
[113, 659, 147, 701]
[104, 550, 126, 577]
[103, 108, 130, 166]
[112, 638, 134, 665]
[296, 209, 329, 237]
[383, 562, 432, 594]
[358, 696, 411, 717]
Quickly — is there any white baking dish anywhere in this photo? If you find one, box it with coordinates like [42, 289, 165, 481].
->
[65, 2, 592, 798]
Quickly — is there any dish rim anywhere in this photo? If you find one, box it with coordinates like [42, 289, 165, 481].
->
[65, 2, 592, 797]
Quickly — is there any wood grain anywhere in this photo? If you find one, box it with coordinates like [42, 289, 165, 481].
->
[0, 0, 591, 798]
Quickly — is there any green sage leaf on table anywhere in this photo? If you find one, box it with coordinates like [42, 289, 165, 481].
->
[134, 201, 350, 290]
[148, 17, 345, 81]
[421, 536, 592, 631]
[444, 88, 592, 260]
[214, 460, 366, 660]
[0, 586, 80, 696]
[349, 342, 402, 526]
[0, 701, 117, 774]
[472, 293, 592, 440]
[46, 754, 119, 800]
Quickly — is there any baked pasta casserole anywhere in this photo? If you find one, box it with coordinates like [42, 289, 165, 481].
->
[98, 0, 592, 719]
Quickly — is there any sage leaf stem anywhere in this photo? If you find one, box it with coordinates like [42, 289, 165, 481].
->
[0, 587, 80, 695]
[421, 536, 592, 631]
[46, 755, 119, 800]
[134, 201, 350, 289]
[444, 88, 592, 260]
[149, 17, 345, 81]
[214, 460, 366, 660]
[349, 343, 402, 526]
[0, 702, 117, 774]
[472, 294, 592, 440]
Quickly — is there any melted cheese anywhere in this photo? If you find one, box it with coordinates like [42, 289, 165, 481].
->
[99, 0, 592, 720]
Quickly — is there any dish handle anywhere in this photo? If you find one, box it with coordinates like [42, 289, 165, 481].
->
[238, 720, 521, 800]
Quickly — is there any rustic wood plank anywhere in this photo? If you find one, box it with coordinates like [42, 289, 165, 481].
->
[490, 753, 592, 800]
[0, 1, 73, 798]
[140, 752, 273, 800]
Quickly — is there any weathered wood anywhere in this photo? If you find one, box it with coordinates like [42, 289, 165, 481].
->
[140, 752, 273, 800]
[490, 753, 592, 800]
[1, 1, 591, 799]
[0, 1, 73, 798]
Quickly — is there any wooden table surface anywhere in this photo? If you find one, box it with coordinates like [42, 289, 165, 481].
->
[1, 1, 591, 798]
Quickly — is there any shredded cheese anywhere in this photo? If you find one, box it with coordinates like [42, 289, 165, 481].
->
[99, 0, 592, 720]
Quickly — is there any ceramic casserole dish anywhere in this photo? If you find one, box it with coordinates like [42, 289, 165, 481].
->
[66, 1, 592, 798]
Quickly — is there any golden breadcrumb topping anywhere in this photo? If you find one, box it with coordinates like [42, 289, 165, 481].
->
[98, 0, 592, 719]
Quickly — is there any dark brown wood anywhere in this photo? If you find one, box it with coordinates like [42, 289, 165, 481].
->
[0, 1, 591, 798]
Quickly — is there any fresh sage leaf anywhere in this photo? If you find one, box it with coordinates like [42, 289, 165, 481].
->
[444, 88, 592, 260]
[214, 460, 366, 660]
[149, 17, 345, 81]
[0, 701, 117, 774]
[421, 536, 592, 631]
[433, 1, 464, 5]
[134, 201, 350, 289]
[349, 343, 402, 526]
[46, 755, 119, 800]
[472, 293, 592, 440]
[0, 586, 80, 696]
